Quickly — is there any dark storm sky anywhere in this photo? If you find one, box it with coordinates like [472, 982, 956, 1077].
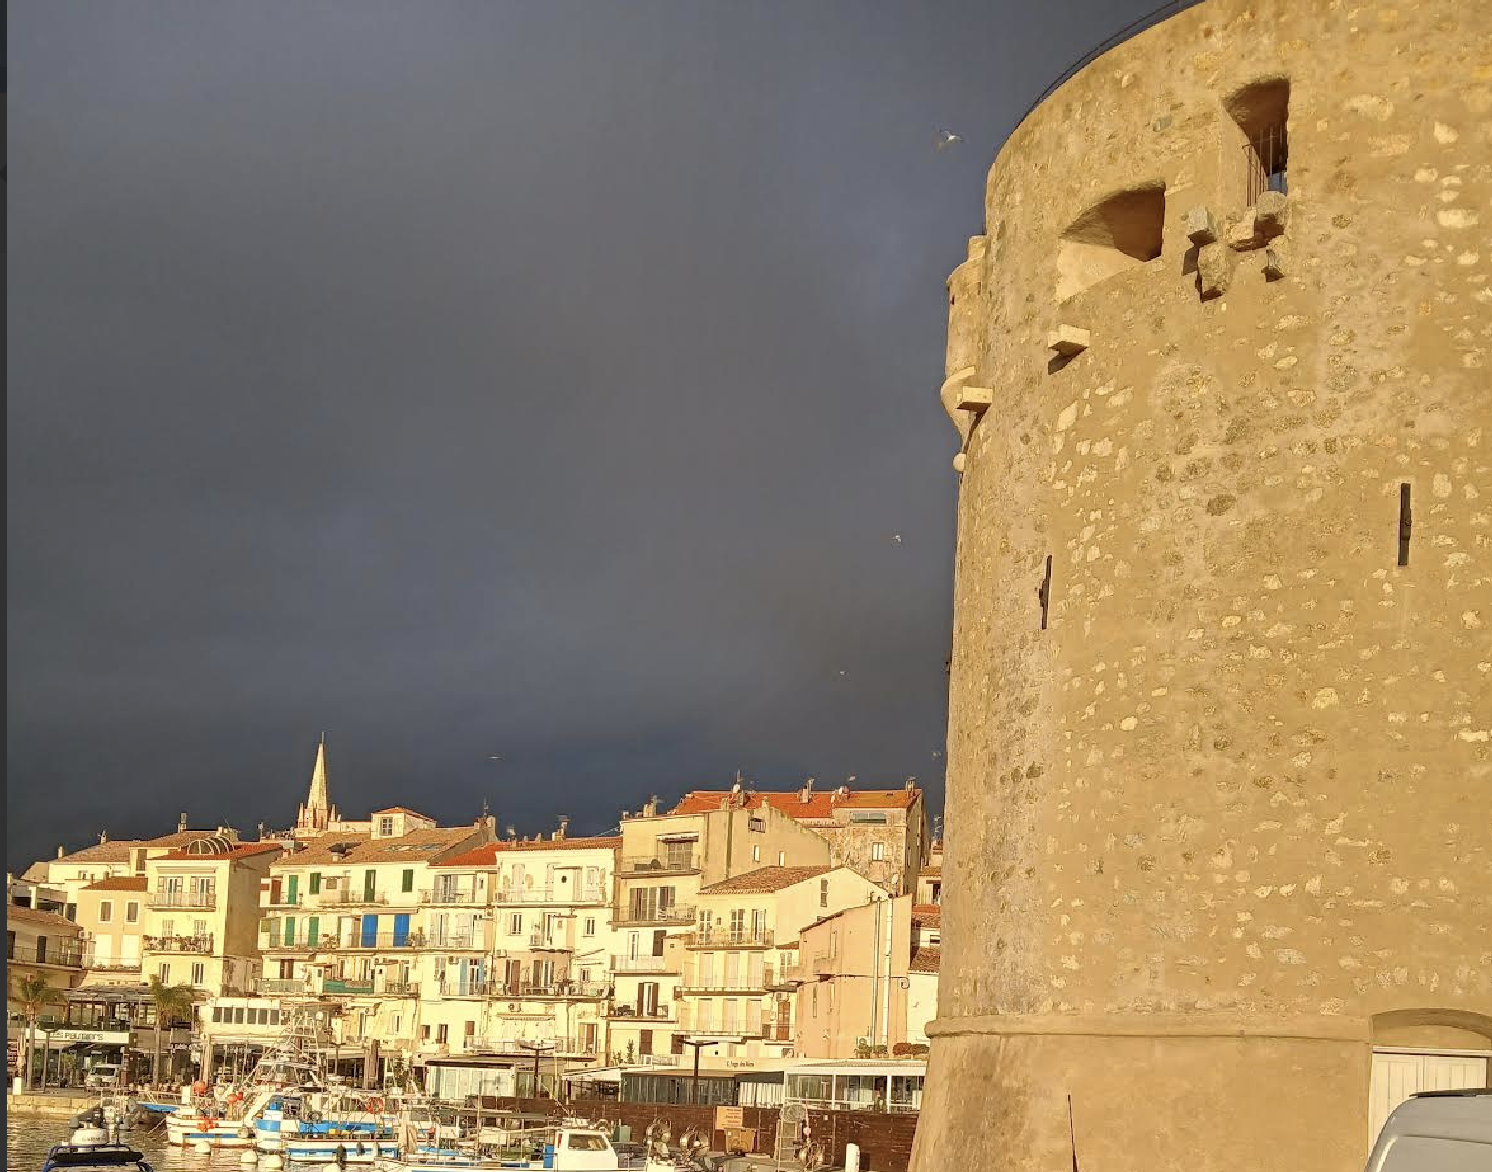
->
[8, 0, 1164, 866]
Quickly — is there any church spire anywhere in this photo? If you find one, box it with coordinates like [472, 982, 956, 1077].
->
[297, 734, 332, 832]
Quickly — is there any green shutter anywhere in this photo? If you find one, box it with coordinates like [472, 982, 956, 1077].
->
[269, 919, 281, 947]
[309, 872, 322, 894]
[364, 870, 377, 901]
[287, 875, 299, 905]
[284, 915, 295, 946]
[307, 917, 319, 947]
[401, 869, 414, 893]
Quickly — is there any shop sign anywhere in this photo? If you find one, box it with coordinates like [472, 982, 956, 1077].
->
[51, 1029, 131, 1045]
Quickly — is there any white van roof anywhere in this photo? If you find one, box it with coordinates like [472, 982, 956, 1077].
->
[1364, 1090, 1492, 1172]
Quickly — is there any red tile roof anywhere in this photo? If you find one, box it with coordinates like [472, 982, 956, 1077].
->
[669, 788, 917, 820]
[370, 807, 433, 819]
[154, 842, 283, 862]
[698, 865, 832, 895]
[909, 946, 941, 973]
[919, 866, 942, 878]
[84, 876, 149, 892]
[437, 837, 622, 868]
[275, 827, 483, 867]
[911, 904, 941, 926]
[144, 830, 234, 849]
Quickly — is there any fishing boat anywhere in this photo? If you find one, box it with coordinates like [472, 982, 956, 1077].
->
[164, 1004, 339, 1147]
[376, 1101, 661, 1172]
[254, 1086, 401, 1163]
[38, 1144, 154, 1172]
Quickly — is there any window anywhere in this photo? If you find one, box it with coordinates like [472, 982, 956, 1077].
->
[820, 879, 829, 908]
[812, 987, 818, 1018]
[269, 1009, 281, 1026]
[748, 817, 765, 832]
[162, 919, 174, 937]
[752, 846, 761, 863]
[464, 1020, 475, 1037]
[568, 1134, 609, 1152]
[309, 873, 322, 895]
[421, 1025, 431, 1041]
[192, 962, 205, 985]
[872, 842, 885, 862]
[584, 918, 596, 937]
[671, 1033, 685, 1055]
[401, 869, 414, 894]
[99, 901, 114, 924]
[379, 817, 395, 837]
[231, 1004, 243, 1023]
[777, 852, 786, 867]
[158, 963, 171, 982]
[509, 913, 523, 935]
[125, 902, 139, 923]
[437, 1024, 449, 1044]
[1056, 185, 1166, 302]
[211, 1007, 224, 1023]
[1226, 78, 1289, 202]
[193, 920, 208, 939]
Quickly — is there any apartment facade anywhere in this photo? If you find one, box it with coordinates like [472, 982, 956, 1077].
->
[670, 782, 930, 895]
[793, 895, 940, 1061]
[683, 865, 888, 1064]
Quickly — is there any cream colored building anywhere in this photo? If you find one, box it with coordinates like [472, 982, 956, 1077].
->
[412, 830, 619, 1098]
[611, 799, 832, 1070]
[917, 3, 1492, 1171]
[76, 876, 148, 985]
[682, 865, 888, 1065]
[7, 901, 86, 1060]
[670, 782, 930, 896]
[794, 895, 939, 1061]
[257, 810, 493, 1077]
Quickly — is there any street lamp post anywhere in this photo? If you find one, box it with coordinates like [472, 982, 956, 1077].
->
[516, 1039, 556, 1099]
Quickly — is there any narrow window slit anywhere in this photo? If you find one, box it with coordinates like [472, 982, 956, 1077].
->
[1397, 483, 1412, 567]
[1038, 554, 1053, 630]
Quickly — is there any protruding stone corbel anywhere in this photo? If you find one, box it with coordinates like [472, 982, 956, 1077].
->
[1047, 325, 1090, 360]
[1184, 206, 1219, 246]
[1263, 246, 1286, 282]
[1197, 242, 1234, 299]
[1255, 190, 1290, 239]
[1228, 209, 1263, 251]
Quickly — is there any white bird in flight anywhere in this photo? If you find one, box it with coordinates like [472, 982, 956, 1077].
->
[935, 129, 963, 152]
[891, 533, 903, 545]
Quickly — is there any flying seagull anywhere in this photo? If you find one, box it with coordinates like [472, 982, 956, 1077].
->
[935, 129, 963, 152]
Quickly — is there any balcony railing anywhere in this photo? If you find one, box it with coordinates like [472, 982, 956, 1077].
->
[143, 934, 214, 955]
[517, 981, 611, 1000]
[258, 978, 308, 995]
[148, 892, 216, 910]
[7, 942, 85, 969]
[528, 931, 572, 950]
[811, 951, 836, 976]
[420, 888, 483, 906]
[437, 979, 493, 999]
[611, 956, 676, 974]
[606, 1005, 675, 1022]
[676, 1008, 764, 1036]
[680, 970, 774, 994]
[687, 927, 775, 949]
[618, 851, 699, 876]
[313, 890, 391, 908]
[322, 978, 375, 995]
[466, 1035, 600, 1057]
[613, 905, 695, 927]
[83, 959, 144, 973]
[493, 886, 609, 906]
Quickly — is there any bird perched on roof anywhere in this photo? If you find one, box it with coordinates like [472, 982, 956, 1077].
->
[935, 128, 963, 152]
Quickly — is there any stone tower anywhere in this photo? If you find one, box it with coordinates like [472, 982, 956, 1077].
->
[294, 735, 338, 836]
[914, 3, 1492, 1171]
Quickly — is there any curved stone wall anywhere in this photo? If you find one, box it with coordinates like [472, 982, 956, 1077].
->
[916, 1, 1492, 1169]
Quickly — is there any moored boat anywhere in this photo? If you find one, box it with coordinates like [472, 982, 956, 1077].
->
[39, 1144, 154, 1172]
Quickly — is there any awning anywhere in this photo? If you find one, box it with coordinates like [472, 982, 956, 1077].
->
[565, 1067, 622, 1084]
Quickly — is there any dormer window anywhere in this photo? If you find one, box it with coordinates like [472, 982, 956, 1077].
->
[378, 817, 394, 838]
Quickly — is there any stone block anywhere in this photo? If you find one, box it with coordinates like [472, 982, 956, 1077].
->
[1255, 190, 1290, 238]
[958, 385, 994, 413]
[1197, 242, 1234, 299]
[1263, 246, 1286, 282]
[952, 453, 967, 473]
[1228, 211, 1263, 251]
[1047, 325, 1090, 358]
[1185, 206, 1218, 246]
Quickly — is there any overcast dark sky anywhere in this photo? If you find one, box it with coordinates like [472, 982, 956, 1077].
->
[8, 0, 1165, 867]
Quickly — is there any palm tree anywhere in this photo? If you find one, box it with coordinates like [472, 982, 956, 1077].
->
[148, 976, 197, 1087]
[10, 973, 63, 1092]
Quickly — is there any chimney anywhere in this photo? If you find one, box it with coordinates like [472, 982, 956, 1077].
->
[177, 812, 189, 832]
[257, 822, 267, 841]
[99, 830, 109, 845]
[507, 826, 518, 842]
[57, 845, 65, 859]
[799, 777, 815, 804]
[556, 816, 570, 841]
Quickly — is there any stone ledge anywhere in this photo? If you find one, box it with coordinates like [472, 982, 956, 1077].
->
[925, 1012, 1370, 1043]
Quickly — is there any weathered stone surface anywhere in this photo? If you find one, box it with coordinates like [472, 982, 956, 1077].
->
[1184, 205, 1218, 245]
[1255, 189, 1290, 237]
[1196, 241, 1233, 298]
[1263, 245, 1286, 281]
[1046, 324, 1090, 357]
[957, 385, 994, 412]
[917, 4, 1492, 1172]
[1227, 209, 1263, 251]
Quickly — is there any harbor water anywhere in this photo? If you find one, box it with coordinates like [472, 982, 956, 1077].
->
[7, 1111, 248, 1172]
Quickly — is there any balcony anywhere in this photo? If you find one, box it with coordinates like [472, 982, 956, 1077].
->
[618, 850, 699, 877]
[811, 951, 836, 977]
[466, 1035, 600, 1058]
[493, 886, 608, 906]
[680, 967, 774, 994]
[427, 933, 485, 951]
[611, 956, 676, 974]
[83, 958, 144, 973]
[148, 892, 216, 910]
[517, 981, 611, 1000]
[613, 905, 695, 928]
[676, 1008, 764, 1036]
[436, 979, 493, 999]
[528, 931, 572, 951]
[258, 978, 308, 995]
[686, 927, 775, 949]
[419, 887, 484, 906]
[606, 1004, 675, 1023]
[313, 890, 391, 908]
[7, 941, 85, 969]
[143, 934, 214, 955]
[322, 978, 375, 995]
